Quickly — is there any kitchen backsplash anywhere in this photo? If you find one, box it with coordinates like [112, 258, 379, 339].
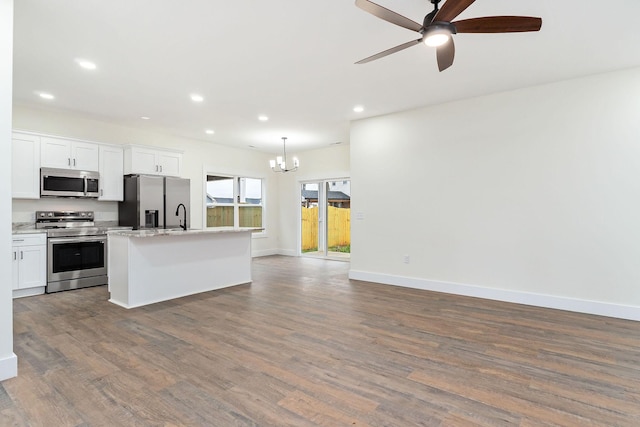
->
[12, 199, 118, 223]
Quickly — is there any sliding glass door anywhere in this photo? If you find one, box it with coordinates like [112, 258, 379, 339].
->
[300, 179, 350, 260]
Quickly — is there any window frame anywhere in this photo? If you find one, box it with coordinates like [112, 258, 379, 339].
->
[204, 172, 266, 236]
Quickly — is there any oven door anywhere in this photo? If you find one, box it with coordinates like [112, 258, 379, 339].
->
[47, 235, 107, 282]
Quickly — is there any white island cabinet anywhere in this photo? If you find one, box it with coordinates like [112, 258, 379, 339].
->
[107, 228, 255, 308]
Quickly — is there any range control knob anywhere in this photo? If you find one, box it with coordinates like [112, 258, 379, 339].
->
[47, 212, 53, 217]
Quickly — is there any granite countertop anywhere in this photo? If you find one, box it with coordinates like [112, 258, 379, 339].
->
[12, 228, 47, 235]
[108, 227, 262, 238]
[12, 221, 126, 234]
[12, 223, 45, 234]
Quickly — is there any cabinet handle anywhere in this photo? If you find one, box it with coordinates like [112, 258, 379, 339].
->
[13, 251, 16, 261]
[20, 251, 23, 260]
[68, 158, 71, 166]
[12, 239, 24, 242]
[100, 189, 103, 196]
[155, 165, 159, 172]
[160, 165, 163, 172]
[73, 158, 76, 166]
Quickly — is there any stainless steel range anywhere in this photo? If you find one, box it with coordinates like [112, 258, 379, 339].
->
[36, 211, 108, 293]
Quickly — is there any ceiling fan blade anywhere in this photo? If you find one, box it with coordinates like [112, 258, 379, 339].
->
[433, 0, 476, 23]
[453, 16, 542, 33]
[436, 37, 455, 72]
[355, 0, 422, 32]
[355, 39, 422, 64]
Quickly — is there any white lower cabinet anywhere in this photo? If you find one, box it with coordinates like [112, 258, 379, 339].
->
[12, 233, 47, 298]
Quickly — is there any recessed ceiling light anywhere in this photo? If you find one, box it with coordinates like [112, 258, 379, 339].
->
[75, 59, 97, 70]
[38, 92, 55, 100]
[353, 105, 364, 113]
[141, 116, 150, 120]
[205, 129, 215, 135]
[258, 115, 269, 122]
[190, 94, 204, 102]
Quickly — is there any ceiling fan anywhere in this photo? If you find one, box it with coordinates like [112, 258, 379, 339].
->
[355, 0, 542, 71]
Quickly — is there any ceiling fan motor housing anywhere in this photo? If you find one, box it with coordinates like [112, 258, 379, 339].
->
[422, 21, 457, 46]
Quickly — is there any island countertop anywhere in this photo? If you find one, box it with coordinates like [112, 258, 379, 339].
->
[107, 227, 262, 238]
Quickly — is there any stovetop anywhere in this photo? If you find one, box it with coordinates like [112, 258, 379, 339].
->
[35, 211, 130, 237]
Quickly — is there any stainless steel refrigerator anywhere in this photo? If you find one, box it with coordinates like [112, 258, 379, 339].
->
[118, 175, 190, 229]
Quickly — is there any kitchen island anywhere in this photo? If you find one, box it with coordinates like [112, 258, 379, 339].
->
[107, 228, 256, 308]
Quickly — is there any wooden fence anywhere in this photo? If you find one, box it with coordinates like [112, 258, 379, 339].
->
[207, 206, 262, 228]
[301, 206, 350, 251]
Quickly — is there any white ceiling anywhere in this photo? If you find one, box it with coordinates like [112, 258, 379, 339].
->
[12, 0, 640, 154]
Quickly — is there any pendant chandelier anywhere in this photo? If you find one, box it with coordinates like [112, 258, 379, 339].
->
[269, 137, 299, 173]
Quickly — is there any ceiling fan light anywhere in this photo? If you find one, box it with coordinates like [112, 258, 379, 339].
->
[423, 31, 450, 47]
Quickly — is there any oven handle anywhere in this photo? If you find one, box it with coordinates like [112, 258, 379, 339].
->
[48, 236, 106, 244]
[83, 177, 88, 196]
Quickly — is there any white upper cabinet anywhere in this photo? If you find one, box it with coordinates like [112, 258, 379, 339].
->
[124, 145, 182, 177]
[157, 151, 182, 177]
[41, 136, 99, 171]
[12, 132, 41, 199]
[99, 145, 124, 201]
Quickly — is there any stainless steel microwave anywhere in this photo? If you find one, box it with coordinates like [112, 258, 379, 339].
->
[40, 167, 100, 198]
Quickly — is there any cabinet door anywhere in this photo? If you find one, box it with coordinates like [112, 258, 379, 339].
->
[158, 151, 182, 177]
[12, 249, 19, 290]
[17, 245, 47, 289]
[130, 147, 159, 175]
[41, 136, 72, 168]
[99, 145, 124, 201]
[12, 133, 40, 199]
[72, 141, 99, 171]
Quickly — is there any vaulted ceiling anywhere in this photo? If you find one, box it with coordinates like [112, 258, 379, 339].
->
[12, 0, 640, 154]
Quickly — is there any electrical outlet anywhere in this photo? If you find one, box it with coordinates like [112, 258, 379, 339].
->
[403, 254, 410, 264]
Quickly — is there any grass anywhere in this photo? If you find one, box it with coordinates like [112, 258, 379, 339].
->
[302, 245, 351, 254]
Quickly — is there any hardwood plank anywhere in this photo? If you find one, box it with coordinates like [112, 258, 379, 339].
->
[2, 255, 639, 426]
[278, 390, 370, 427]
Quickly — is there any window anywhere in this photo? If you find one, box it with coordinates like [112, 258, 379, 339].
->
[206, 175, 264, 231]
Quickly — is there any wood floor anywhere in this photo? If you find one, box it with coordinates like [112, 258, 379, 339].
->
[2, 256, 640, 426]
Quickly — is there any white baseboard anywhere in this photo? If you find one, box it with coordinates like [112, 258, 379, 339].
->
[348, 270, 640, 321]
[0, 353, 17, 381]
[277, 249, 298, 257]
[251, 248, 280, 258]
[12, 286, 45, 299]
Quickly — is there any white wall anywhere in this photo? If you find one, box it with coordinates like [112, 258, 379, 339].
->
[276, 143, 350, 255]
[1, 0, 17, 381]
[12, 105, 280, 256]
[350, 67, 640, 320]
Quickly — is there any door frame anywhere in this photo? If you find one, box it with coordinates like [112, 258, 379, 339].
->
[298, 177, 350, 260]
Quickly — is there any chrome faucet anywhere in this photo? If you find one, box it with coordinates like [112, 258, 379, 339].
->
[175, 203, 187, 230]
